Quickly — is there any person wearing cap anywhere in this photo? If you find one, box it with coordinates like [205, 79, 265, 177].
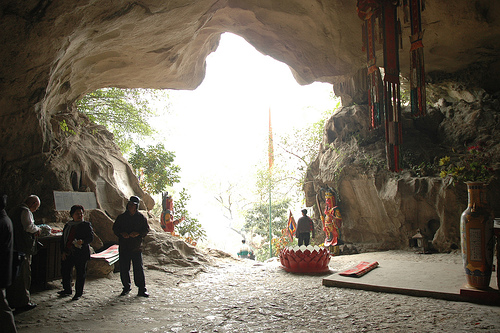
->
[295, 209, 315, 247]
[113, 196, 150, 297]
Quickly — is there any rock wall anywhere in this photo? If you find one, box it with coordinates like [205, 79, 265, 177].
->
[0, 1, 499, 240]
[305, 83, 500, 252]
[0, 108, 153, 220]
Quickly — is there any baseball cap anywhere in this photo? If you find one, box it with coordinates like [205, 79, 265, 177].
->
[128, 196, 140, 206]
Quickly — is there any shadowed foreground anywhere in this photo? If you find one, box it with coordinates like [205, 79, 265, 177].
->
[15, 251, 500, 332]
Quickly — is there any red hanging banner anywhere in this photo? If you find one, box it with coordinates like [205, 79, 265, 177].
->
[409, 0, 426, 117]
[381, 1, 402, 172]
[364, 14, 383, 129]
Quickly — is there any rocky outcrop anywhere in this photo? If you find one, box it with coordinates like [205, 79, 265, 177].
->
[0, 109, 153, 220]
[305, 83, 500, 252]
[143, 231, 208, 267]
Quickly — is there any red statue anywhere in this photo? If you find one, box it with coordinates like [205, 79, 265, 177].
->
[319, 189, 342, 253]
[160, 192, 184, 234]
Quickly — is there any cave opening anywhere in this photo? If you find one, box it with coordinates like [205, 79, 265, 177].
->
[76, 32, 335, 252]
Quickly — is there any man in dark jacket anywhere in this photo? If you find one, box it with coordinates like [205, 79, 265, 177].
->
[113, 196, 150, 297]
[6, 195, 41, 311]
[0, 194, 17, 332]
[295, 209, 315, 247]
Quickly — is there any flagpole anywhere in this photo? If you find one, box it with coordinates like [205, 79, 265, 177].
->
[269, 173, 272, 258]
[268, 108, 273, 258]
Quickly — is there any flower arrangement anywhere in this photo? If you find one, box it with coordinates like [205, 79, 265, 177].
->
[272, 228, 295, 256]
[439, 144, 495, 184]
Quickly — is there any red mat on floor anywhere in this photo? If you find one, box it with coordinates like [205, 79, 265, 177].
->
[91, 244, 119, 264]
[339, 261, 379, 277]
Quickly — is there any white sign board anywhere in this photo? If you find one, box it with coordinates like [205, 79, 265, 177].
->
[53, 191, 98, 211]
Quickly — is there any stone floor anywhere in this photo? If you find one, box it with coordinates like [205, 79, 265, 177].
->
[14, 250, 500, 333]
[323, 250, 499, 305]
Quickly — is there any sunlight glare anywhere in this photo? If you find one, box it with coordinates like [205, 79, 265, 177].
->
[154, 33, 334, 254]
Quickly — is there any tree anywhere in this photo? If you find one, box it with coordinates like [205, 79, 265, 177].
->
[240, 99, 340, 259]
[276, 103, 339, 199]
[77, 88, 206, 243]
[76, 87, 168, 153]
[214, 182, 238, 221]
[243, 198, 290, 239]
[212, 180, 250, 237]
[174, 188, 207, 242]
[128, 143, 181, 195]
[243, 198, 291, 261]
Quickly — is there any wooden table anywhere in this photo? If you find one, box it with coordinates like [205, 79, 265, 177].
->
[31, 235, 62, 289]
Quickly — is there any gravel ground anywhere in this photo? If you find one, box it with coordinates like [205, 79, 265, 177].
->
[14, 250, 500, 333]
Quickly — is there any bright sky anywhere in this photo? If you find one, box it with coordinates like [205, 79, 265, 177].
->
[154, 33, 334, 253]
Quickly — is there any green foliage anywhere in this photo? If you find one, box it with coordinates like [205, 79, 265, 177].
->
[400, 86, 410, 107]
[173, 188, 207, 242]
[271, 233, 296, 257]
[278, 118, 324, 167]
[240, 97, 340, 259]
[275, 99, 340, 200]
[358, 150, 386, 175]
[128, 143, 181, 195]
[439, 144, 495, 184]
[400, 151, 437, 177]
[243, 198, 291, 239]
[254, 245, 271, 262]
[76, 87, 205, 243]
[410, 161, 435, 177]
[254, 167, 288, 200]
[76, 87, 168, 153]
[59, 119, 76, 136]
[253, 236, 297, 261]
[278, 109, 328, 161]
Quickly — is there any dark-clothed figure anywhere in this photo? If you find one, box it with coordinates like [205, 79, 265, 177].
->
[113, 196, 150, 297]
[295, 209, 315, 247]
[58, 205, 93, 301]
[6, 195, 41, 311]
[0, 194, 17, 332]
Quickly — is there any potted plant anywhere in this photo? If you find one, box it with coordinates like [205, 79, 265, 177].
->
[439, 144, 494, 184]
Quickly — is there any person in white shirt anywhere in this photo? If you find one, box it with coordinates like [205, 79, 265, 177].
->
[6, 195, 41, 312]
[238, 239, 250, 258]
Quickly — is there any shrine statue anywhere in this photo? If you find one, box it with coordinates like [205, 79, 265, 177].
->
[319, 189, 342, 252]
[160, 192, 184, 234]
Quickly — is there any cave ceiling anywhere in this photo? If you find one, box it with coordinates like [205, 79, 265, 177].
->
[1, 0, 499, 118]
